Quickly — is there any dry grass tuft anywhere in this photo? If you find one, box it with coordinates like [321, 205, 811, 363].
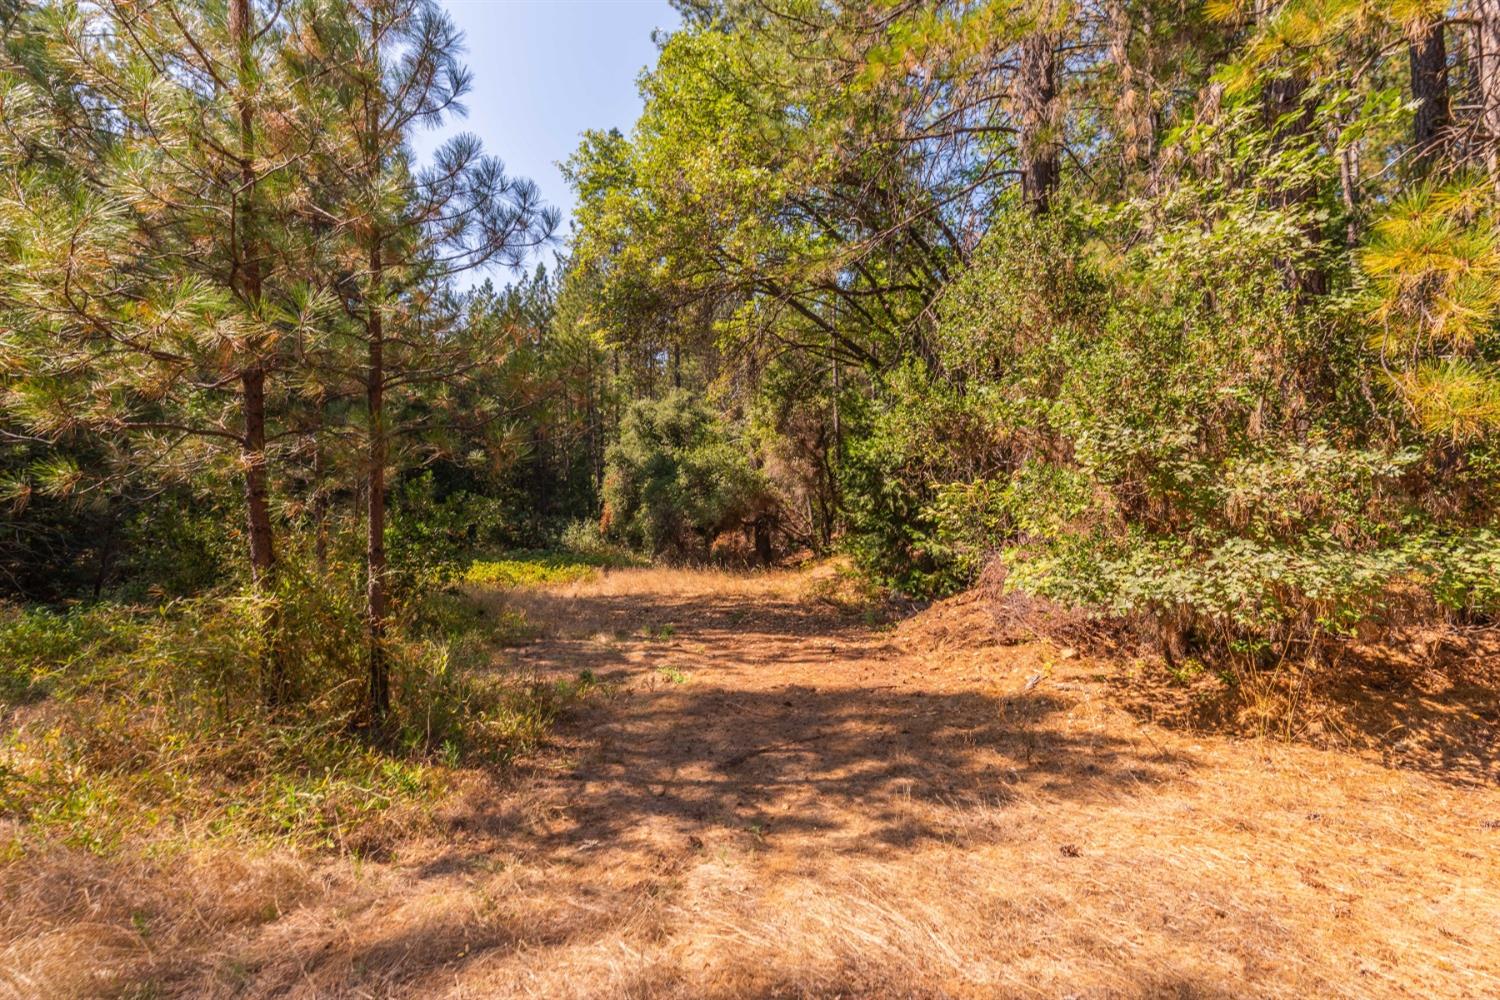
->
[1108, 624, 1500, 785]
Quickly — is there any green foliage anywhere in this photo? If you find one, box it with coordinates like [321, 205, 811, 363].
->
[115, 492, 240, 599]
[927, 183, 1498, 657]
[0, 604, 129, 703]
[602, 391, 773, 557]
[388, 473, 515, 583]
[0, 544, 596, 853]
[656, 664, 688, 684]
[558, 517, 622, 559]
[463, 549, 639, 589]
[838, 372, 997, 598]
[1361, 174, 1500, 441]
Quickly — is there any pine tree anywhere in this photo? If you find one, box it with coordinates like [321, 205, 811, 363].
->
[304, 0, 556, 723]
[1017, 2, 1061, 213]
[0, 2, 327, 590]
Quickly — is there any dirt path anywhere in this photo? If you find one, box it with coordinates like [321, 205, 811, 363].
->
[11, 567, 1500, 998]
[358, 567, 1498, 999]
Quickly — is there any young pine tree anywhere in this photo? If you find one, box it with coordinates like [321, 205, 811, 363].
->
[302, 0, 556, 723]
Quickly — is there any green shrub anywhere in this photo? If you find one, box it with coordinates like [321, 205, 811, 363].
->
[839, 364, 1016, 598]
[602, 391, 774, 557]
[859, 179, 1500, 656]
[558, 517, 633, 561]
[115, 491, 239, 598]
[388, 471, 514, 583]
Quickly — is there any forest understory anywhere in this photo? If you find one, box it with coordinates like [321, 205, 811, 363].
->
[4, 563, 1496, 1000]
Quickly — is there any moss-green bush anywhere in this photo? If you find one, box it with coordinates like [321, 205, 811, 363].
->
[602, 391, 774, 557]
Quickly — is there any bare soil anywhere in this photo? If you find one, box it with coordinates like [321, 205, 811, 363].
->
[4, 566, 1499, 998]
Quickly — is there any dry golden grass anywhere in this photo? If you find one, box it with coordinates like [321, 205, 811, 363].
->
[3, 565, 1498, 998]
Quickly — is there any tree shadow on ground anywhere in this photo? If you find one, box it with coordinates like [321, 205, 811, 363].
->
[451, 586, 1196, 861]
[102, 582, 1401, 998]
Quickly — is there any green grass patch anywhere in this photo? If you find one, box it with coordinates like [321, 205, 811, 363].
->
[656, 664, 688, 684]
[463, 549, 643, 589]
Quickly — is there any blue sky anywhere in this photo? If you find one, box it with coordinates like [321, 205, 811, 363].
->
[413, 0, 680, 255]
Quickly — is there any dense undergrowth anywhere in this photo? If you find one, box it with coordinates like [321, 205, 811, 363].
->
[0, 542, 607, 857]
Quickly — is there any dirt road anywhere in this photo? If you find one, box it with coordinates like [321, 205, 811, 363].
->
[381, 567, 1499, 999]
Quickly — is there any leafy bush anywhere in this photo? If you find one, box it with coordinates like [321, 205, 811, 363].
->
[602, 391, 774, 557]
[880, 176, 1500, 659]
[558, 517, 635, 561]
[388, 472, 515, 583]
[840, 364, 1015, 597]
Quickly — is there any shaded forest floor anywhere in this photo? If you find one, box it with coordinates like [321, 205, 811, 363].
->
[5, 565, 1500, 998]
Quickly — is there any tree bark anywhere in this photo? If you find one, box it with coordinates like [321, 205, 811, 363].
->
[366, 237, 390, 725]
[1263, 73, 1327, 295]
[753, 515, 773, 566]
[242, 368, 276, 584]
[312, 404, 328, 571]
[1409, 16, 1450, 174]
[230, 0, 280, 698]
[360, 24, 391, 725]
[1476, 1, 1500, 182]
[1018, 27, 1060, 214]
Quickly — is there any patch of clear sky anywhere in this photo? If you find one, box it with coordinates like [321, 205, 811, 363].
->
[411, 0, 683, 276]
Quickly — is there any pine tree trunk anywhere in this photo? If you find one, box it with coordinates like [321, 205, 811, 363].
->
[1477, 0, 1500, 182]
[1108, 1, 1156, 191]
[1409, 16, 1450, 173]
[831, 354, 842, 454]
[243, 369, 278, 699]
[1263, 74, 1326, 294]
[242, 368, 276, 584]
[1018, 27, 1059, 213]
[1245, 0, 1326, 293]
[313, 405, 328, 571]
[230, 0, 279, 698]
[366, 238, 390, 725]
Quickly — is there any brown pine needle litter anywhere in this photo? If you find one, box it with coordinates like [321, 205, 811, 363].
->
[3, 564, 1498, 998]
